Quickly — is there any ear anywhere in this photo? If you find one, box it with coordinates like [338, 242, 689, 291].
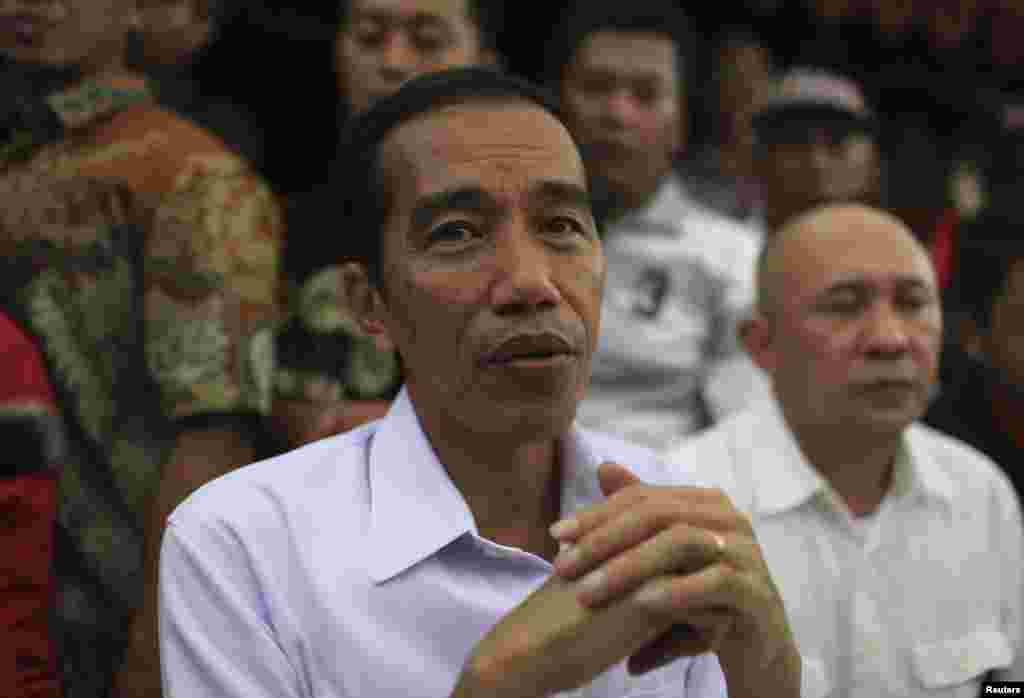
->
[339, 262, 394, 353]
[739, 313, 776, 374]
[478, 46, 503, 69]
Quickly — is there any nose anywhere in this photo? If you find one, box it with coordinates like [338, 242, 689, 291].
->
[601, 88, 642, 129]
[860, 302, 911, 356]
[378, 31, 417, 84]
[487, 223, 563, 315]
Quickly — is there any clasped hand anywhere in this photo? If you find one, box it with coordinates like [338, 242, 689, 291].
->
[455, 461, 795, 698]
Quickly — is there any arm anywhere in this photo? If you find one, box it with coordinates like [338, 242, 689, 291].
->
[159, 516, 304, 697]
[113, 428, 259, 698]
[114, 146, 283, 697]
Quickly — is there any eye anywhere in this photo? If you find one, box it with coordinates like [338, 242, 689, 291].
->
[351, 22, 387, 48]
[542, 216, 587, 238]
[817, 292, 863, 315]
[412, 29, 447, 54]
[426, 221, 479, 247]
[896, 292, 931, 313]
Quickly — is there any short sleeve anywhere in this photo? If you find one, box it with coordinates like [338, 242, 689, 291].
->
[144, 150, 282, 420]
[159, 518, 305, 698]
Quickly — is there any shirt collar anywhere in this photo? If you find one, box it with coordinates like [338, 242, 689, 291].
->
[366, 388, 606, 583]
[748, 399, 956, 517]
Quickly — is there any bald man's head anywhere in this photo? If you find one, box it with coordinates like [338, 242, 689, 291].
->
[743, 202, 942, 438]
[755, 203, 935, 323]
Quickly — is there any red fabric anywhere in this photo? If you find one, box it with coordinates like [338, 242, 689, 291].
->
[928, 208, 959, 291]
[0, 311, 61, 698]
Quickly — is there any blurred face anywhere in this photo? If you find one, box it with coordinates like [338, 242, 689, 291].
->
[717, 42, 772, 145]
[134, 0, 210, 68]
[561, 31, 682, 210]
[977, 259, 1024, 390]
[0, 0, 132, 71]
[336, 0, 483, 116]
[366, 100, 605, 439]
[759, 121, 880, 229]
[759, 208, 942, 436]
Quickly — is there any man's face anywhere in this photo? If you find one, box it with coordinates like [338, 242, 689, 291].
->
[368, 99, 605, 439]
[764, 210, 942, 435]
[979, 258, 1024, 390]
[336, 0, 483, 116]
[561, 30, 682, 208]
[0, 0, 130, 70]
[759, 120, 879, 226]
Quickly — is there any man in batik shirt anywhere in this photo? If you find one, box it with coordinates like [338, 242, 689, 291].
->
[0, 1, 283, 696]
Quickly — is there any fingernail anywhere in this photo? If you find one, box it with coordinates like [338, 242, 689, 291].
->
[550, 517, 578, 540]
[634, 583, 666, 608]
[577, 569, 607, 605]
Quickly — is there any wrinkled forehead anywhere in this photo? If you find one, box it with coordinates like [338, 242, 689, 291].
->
[379, 99, 588, 202]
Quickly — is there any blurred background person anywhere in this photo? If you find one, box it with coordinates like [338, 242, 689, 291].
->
[752, 66, 882, 236]
[679, 25, 774, 228]
[545, 0, 768, 450]
[926, 204, 1024, 502]
[0, 1, 283, 696]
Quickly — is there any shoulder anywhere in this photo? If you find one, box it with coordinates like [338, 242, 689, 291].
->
[908, 422, 1021, 515]
[168, 423, 378, 542]
[663, 410, 752, 488]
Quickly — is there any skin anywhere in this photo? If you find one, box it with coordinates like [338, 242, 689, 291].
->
[132, 0, 210, 69]
[0, 0, 136, 76]
[742, 203, 943, 515]
[560, 30, 683, 216]
[336, 0, 486, 117]
[343, 98, 800, 697]
[964, 258, 1024, 391]
[757, 123, 881, 234]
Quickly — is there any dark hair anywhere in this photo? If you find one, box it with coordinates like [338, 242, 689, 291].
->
[952, 204, 1024, 331]
[338, 0, 501, 54]
[326, 67, 564, 290]
[542, 0, 697, 91]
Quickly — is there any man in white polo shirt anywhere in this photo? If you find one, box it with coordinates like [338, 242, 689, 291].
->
[158, 68, 803, 697]
[666, 203, 1024, 697]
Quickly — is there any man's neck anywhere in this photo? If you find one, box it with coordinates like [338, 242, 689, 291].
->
[783, 408, 901, 517]
[412, 401, 564, 561]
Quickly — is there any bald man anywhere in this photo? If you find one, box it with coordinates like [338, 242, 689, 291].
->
[665, 203, 1024, 697]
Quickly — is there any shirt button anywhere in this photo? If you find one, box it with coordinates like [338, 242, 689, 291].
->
[863, 640, 882, 658]
[959, 655, 974, 674]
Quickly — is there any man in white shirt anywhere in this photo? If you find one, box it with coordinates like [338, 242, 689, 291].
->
[547, 0, 768, 449]
[665, 203, 1024, 697]
[158, 68, 802, 697]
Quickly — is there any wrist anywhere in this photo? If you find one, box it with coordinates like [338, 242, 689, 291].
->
[719, 640, 801, 698]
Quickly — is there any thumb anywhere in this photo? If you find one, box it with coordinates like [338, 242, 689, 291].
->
[598, 461, 642, 497]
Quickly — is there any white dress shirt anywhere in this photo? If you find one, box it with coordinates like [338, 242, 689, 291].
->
[160, 388, 727, 697]
[664, 398, 1024, 698]
[577, 174, 769, 450]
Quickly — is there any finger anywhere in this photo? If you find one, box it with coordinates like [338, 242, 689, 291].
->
[553, 498, 727, 579]
[550, 483, 733, 544]
[632, 560, 769, 627]
[597, 461, 642, 497]
[574, 525, 727, 607]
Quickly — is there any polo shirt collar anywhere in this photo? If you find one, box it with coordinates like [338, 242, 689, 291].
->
[366, 388, 605, 583]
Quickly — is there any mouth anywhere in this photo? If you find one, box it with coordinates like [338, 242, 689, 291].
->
[481, 332, 579, 369]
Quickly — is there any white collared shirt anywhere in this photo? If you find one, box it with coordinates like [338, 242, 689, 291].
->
[664, 398, 1024, 698]
[577, 173, 769, 450]
[159, 388, 727, 697]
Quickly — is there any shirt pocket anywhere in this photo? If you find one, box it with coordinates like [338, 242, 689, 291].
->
[911, 627, 1013, 690]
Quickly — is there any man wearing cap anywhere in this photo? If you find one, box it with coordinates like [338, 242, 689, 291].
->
[752, 66, 881, 235]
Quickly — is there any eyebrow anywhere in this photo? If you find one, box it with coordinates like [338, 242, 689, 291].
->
[819, 277, 933, 297]
[352, 10, 452, 29]
[409, 181, 593, 233]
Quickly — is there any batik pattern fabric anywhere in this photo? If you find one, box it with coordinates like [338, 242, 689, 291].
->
[275, 266, 401, 407]
[0, 78, 282, 698]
